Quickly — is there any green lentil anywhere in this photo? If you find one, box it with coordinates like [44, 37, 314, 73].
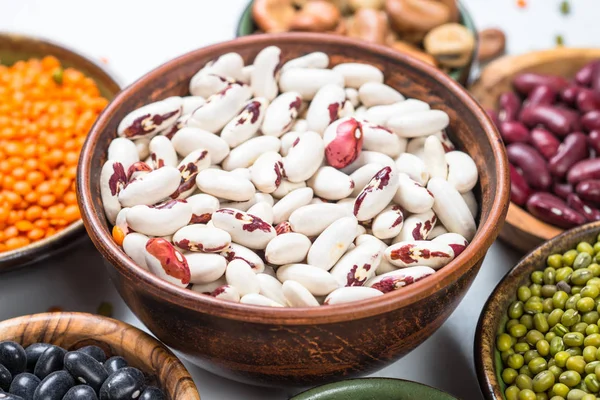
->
[530, 357, 549, 375]
[583, 346, 597, 363]
[562, 310, 580, 327]
[528, 330, 545, 345]
[516, 342, 532, 353]
[567, 390, 587, 400]
[557, 267, 574, 283]
[522, 315, 535, 330]
[564, 250, 579, 267]
[553, 382, 570, 397]
[511, 301, 526, 318]
[547, 332, 558, 342]
[560, 370, 582, 387]
[546, 268, 557, 285]
[525, 350, 542, 364]
[536, 314, 551, 333]
[511, 324, 529, 338]
[566, 348, 582, 357]
[554, 323, 570, 337]
[538, 340, 551, 357]
[571, 286, 582, 295]
[549, 254, 564, 268]
[572, 322, 589, 334]
[574, 253, 593, 270]
[503, 349, 516, 363]
[589, 264, 600, 277]
[520, 286, 534, 302]
[534, 370, 556, 393]
[585, 333, 600, 347]
[585, 361, 600, 375]
[520, 389, 537, 400]
[550, 310, 565, 327]
[564, 332, 585, 347]
[566, 295, 582, 311]
[532, 284, 544, 297]
[555, 351, 571, 368]
[584, 374, 600, 392]
[550, 365, 564, 379]
[533, 271, 545, 284]
[504, 368, 519, 384]
[581, 395, 597, 400]
[506, 385, 520, 400]
[578, 242, 595, 255]
[521, 365, 533, 377]
[582, 286, 599, 299]
[566, 356, 586, 374]
[583, 314, 599, 326]
[578, 298, 596, 313]
[555, 292, 570, 309]
[544, 298, 556, 313]
[551, 337, 566, 356]
[572, 270, 594, 286]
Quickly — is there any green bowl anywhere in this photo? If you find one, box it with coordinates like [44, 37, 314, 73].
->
[235, 1, 478, 85]
[291, 378, 458, 400]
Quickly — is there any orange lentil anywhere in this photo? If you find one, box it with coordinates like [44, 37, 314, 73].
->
[0, 56, 107, 253]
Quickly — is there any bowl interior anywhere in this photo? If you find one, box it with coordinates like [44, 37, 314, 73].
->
[0, 312, 200, 399]
[234, 0, 478, 84]
[291, 378, 458, 400]
[79, 33, 508, 323]
[0, 33, 121, 272]
[476, 221, 600, 400]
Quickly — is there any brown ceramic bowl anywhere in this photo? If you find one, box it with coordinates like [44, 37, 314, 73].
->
[77, 33, 510, 387]
[0, 312, 200, 399]
[470, 48, 600, 254]
[0, 32, 121, 272]
[475, 221, 600, 400]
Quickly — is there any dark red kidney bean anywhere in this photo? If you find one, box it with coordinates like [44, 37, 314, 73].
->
[567, 158, 600, 184]
[560, 85, 581, 105]
[519, 105, 580, 137]
[526, 192, 586, 228]
[589, 130, 600, 154]
[576, 88, 600, 113]
[513, 73, 569, 95]
[567, 193, 600, 222]
[506, 143, 552, 190]
[593, 62, 600, 93]
[548, 132, 589, 178]
[530, 128, 560, 159]
[581, 110, 600, 131]
[498, 92, 521, 122]
[576, 180, 600, 203]
[499, 121, 530, 143]
[525, 84, 556, 107]
[576, 60, 599, 87]
[509, 164, 532, 206]
[552, 181, 574, 200]
[486, 108, 500, 127]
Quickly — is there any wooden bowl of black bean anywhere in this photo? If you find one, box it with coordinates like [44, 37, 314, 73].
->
[0, 312, 199, 400]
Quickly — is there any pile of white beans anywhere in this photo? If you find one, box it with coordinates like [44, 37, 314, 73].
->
[99, 46, 479, 307]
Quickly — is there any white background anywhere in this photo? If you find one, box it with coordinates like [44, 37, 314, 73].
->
[0, 1, 596, 399]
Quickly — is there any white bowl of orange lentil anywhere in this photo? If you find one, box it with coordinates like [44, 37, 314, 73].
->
[0, 32, 121, 271]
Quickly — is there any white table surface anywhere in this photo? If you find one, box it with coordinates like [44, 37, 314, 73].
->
[0, 0, 598, 398]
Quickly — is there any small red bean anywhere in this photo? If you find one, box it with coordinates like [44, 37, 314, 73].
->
[552, 181, 574, 200]
[567, 193, 600, 222]
[567, 158, 600, 184]
[525, 84, 556, 107]
[509, 164, 532, 206]
[526, 192, 586, 228]
[506, 143, 552, 190]
[530, 128, 560, 160]
[519, 105, 580, 137]
[581, 110, 600, 131]
[576, 179, 600, 203]
[576, 60, 599, 87]
[498, 92, 521, 122]
[548, 132, 589, 178]
[560, 85, 581, 105]
[576, 88, 600, 113]
[499, 121, 530, 144]
[513, 73, 569, 95]
[589, 130, 600, 154]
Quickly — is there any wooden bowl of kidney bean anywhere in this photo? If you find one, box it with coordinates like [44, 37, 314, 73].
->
[77, 33, 509, 387]
[0, 312, 199, 399]
[471, 48, 600, 253]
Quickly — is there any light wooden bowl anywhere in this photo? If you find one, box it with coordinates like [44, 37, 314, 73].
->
[0, 312, 200, 399]
[470, 48, 600, 253]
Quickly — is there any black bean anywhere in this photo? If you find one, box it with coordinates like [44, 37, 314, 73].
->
[9, 373, 40, 400]
[62, 386, 98, 400]
[0, 342, 26, 376]
[63, 352, 107, 393]
[32, 370, 73, 400]
[0, 365, 11, 392]
[99, 368, 145, 400]
[0, 393, 24, 399]
[76, 346, 106, 363]
[103, 357, 127, 376]
[23, 345, 51, 373]
[140, 387, 165, 400]
[33, 347, 65, 380]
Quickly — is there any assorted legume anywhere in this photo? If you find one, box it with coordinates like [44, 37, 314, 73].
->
[496, 233, 600, 400]
[491, 61, 600, 230]
[0, 340, 165, 400]
[0, 56, 108, 253]
[100, 46, 480, 307]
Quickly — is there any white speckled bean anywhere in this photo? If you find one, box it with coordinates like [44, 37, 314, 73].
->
[122, 232, 150, 270]
[291, 119, 308, 133]
[240, 65, 253, 84]
[336, 197, 356, 214]
[171, 149, 211, 200]
[226, 259, 260, 296]
[280, 132, 301, 157]
[341, 151, 395, 175]
[181, 96, 207, 115]
[307, 216, 358, 270]
[208, 285, 240, 302]
[100, 160, 127, 224]
[461, 191, 478, 218]
[173, 224, 231, 252]
[276, 264, 339, 296]
[186, 252, 227, 284]
[365, 99, 430, 126]
[188, 83, 252, 132]
[212, 208, 276, 250]
[388, 109, 450, 138]
[385, 240, 454, 269]
[428, 225, 449, 239]
[289, 203, 352, 237]
[279, 68, 344, 101]
[171, 127, 230, 163]
[281, 52, 329, 72]
[221, 192, 272, 212]
[446, 151, 478, 193]
[189, 52, 245, 97]
[108, 138, 139, 171]
[240, 293, 284, 307]
[394, 153, 429, 186]
[423, 135, 448, 180]
[115, 207, 131, 236]
[393, 209, 437, 243]
[250, 151, 285, 194]
[306, 84, 346, 134]
[283, 131, 324, 183]
[196, 169, 255, 202]
[144, 238, 190, 288]
[432, 233, 469, 258]
[251, 46, 281, 101]
[118, 166, 180, 208]
[365, 266, 435, 293]
[354, 166, 398, 221]
[362, 122, 406, 158]
[339, 100, 355, 119]
[332, 63, 383, 88]
[272, 187, 313, 224]
[427, 178, 476, 241]
[358, 82, 404, 108]
[230, 167, 252, 180]
[350, 163, 384, 197]
[126, 199, 192, 237]
[282, 280, 320, 307]
[247, 202, 274, 225]
[330, 239, 382, 287]
[190, 277, 227, 294]
[261, 92, 303, 137]
[256, 273, 287, 305]
[118, 97, 182, 139]
[324, 286, 383, 305]
[307, 166, 354, 201]
[186, 194, 220, 224]
[393, 173, 434, 214]
[221, 243, 265, 273]
[149, 135, 178, 169]
[221, 135, 281, 171]
[135, 137, 150, 160]
[371, 205, 404, 240]
[345, 88, 360, 107]
[265, 233, 311, 265]
[220, 98, 268, 148]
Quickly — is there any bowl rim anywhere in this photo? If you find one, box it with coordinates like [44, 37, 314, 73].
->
[0, 31, 123, 271]
[474, 220, 600, 400]
[78, 32, 510, 325]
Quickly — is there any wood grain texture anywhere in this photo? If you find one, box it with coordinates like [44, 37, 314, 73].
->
[470, 48, 600, 253]
[0, 312, 200, 400]
[77, 32, 510, 387]
[0, 33, 121, 272]
[475, 221, 600, 400]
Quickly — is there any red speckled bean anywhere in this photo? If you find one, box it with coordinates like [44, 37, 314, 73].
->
[589, 130, 600, 154]
[567, 193, 600, 222]
[520, 105, 580, 137]
[576, 61, 599, 87]
[577, 88, 600, 113]
[509, 164, 532, 206]
[525, 84, 556, 107]
[513, 73, 568, 95]
[567, 158, 600, 184]
[499, 121, 530, 144]
[526, 192, 586, 228]
[576, 180, 600, 203]
[560, 85, 581, 105]
[553, 182, 574, 200]
[530, 128, 560, 160]
[498, 92, 521, 122]
[506, 143, 552, 190]
[548, 132, 589, 178]
[582, 110, 600, 131]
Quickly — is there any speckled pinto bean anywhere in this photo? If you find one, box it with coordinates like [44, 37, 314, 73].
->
[324, 286, 383, 305]
[283, 131, 324, 182]
[323, 117, 364, 169]
[196, 169, 255, 202]
[524, 84, 557, 107]
[171, 127, 229, 162]
[149, 135, 178, 169]
[222, 135, 281, 171]
[548, 132, 588, 178]
[567, 193, 600, 222]
[189, 53, 245, 98]
[498, 92, 521, 122]
[220, 98, 268, 148]
[289, 203, 352, 237]
[186, 194, 220, 224]
[277, 264, 339, 296]
[506, 143, 552, 190]
[126, 161, 152, 182]
[509, 165, 532, 206]
[221, 243, 265, 273]
[526, 192, 586, 228]
[358, 82, 404, 108]
[261, 92, 302, 137]
[188, 83, 252, 132]
[332, 63, 384, 89]
[576, 179, 600, 203]
[394, 153, 429, 186]
[499, 121, 529, 144]
[281, 52, 329, 72]
[371, 205, 404, 240]
[393, 209, 437, 243]
[341, 150, 395, 175]
[365, 266, 435, 293]
[145, 238, 190, 287]
[171, 149, 211, 199]
[212, 208, 276, 250]
[122, 232, 150, 270]
[330, 239, 382, 287]
[100, 160, 127, 224]
[307, 166, 354, 201]
[385, 240, 454, 269]
[512, 73, 568, 95]
[445, 151, 478, 193]
[272, 187, 313, 225]
[519, 105, 580, 137]
[173, 224, 231, 253]
[393, 173, 435, 214]
[265, 232, 311, 265]
[567, 158, 600, 184]
[278, 68, 344, 101]
[209, 285, 240, 302]
[118, 166, 181, 207]
[365, 99, 430, 126]
[251, 46, 281, 101]
[118, 97, 182, 139]
[126, 199, 192, 237]
[108, 138, 139, 171]
[387, 109, 450, 138]
[427, 178, 476, 241]
[187, 252, 228, 284]
[307, 216, 358, 270]
[350, 163, 384, 197]
[250, 151, 285, 194]
[361, 122, 406, 158]
[432, 233, 468, 258]
[226, 259, 260, 296]
[529, 128, 560, 160]
[306, 84, 346, 134]
[354, 166, 399, 221]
